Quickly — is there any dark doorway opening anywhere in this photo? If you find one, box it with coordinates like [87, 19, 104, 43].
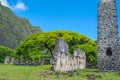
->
[106, 47, 112, 56]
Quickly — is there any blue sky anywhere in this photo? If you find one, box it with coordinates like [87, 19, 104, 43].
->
[0, 0, 120, 40]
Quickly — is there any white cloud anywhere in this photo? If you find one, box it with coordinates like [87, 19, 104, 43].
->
[14, 2, 28, 11]
[0, 0, 10, 7]
[0, 0, 28, 11]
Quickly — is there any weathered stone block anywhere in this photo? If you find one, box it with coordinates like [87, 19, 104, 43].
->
[4, 56, 10, 64]
[28, 58, 33, 66]
[34, 58, 39, 66]
[10, 57, 15, 64]
[21, 58, 26, 65]
[15, 58, 21, 65]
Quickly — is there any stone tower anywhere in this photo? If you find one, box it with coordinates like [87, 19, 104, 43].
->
[98, 0, 120, 71]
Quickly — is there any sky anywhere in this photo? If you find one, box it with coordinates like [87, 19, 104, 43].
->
[0, 0, 120, 40]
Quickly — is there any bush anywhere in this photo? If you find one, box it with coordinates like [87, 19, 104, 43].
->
[0, 46, 14, 62]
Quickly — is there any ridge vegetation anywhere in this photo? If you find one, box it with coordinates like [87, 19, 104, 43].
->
[0, 2, 41, 49]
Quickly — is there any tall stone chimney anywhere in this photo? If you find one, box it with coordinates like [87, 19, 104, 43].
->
[101, 0, 113, 3]
[98, 0, 120, 71]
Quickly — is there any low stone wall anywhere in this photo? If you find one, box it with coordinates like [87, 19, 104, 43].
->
[4, 57, 50, 66]
[51, 38, 86, 72]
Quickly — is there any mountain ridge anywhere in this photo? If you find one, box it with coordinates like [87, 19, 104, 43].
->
[0, 2, 41, 49]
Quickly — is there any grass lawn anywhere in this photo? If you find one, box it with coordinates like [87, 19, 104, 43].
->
[0, 64, 120, 80]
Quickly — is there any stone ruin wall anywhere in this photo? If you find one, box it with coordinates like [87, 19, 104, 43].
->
[51, 38, 86, 72]
[4, 56, 49, 66]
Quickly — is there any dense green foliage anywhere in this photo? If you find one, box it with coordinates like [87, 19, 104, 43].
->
[0, 3, 41, 49]
[0, 46, 14, 62]
[16, 30, 97, 67]
[0, 64, 119, 80]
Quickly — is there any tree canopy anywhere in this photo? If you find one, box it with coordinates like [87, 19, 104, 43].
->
[0, 46, 14, 62]
[16, 30, 97, 66]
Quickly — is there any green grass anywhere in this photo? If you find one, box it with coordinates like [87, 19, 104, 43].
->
[0, 64, 120, 80]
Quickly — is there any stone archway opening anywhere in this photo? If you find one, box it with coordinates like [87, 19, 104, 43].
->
[106, 47, 112, 56]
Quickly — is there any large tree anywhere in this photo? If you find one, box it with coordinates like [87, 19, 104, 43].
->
[16, 30, 97, 66]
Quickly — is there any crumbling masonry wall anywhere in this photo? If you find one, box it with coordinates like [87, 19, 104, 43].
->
[4, 56, 49, 66]
[51, 38, 86, 72]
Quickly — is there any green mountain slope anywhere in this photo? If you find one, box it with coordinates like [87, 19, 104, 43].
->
[0, 2, 41, 49]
